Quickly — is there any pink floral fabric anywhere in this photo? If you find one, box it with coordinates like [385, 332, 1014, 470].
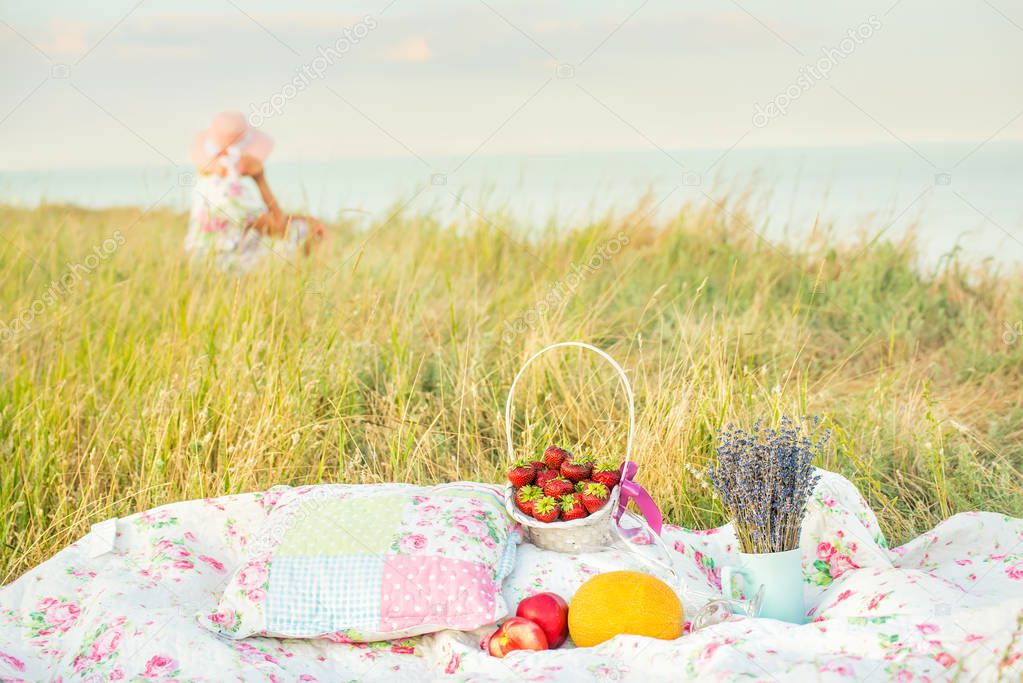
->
[1, 472, 1021, 681]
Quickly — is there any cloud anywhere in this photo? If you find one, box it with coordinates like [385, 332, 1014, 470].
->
[112, 44, 203, 60]
[41, 19, 90, 55]
[379, 36, 432, 64]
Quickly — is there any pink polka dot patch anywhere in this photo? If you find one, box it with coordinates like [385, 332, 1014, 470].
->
[379, 556, 498, 632]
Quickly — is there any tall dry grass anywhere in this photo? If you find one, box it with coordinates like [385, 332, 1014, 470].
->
[1, 198, 1022, 582]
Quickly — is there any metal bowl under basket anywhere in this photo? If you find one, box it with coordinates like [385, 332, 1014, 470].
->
[505, 484, 621, 553]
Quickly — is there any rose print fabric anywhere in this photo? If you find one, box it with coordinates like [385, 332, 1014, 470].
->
[2, 471, 1021, 681]
[203, 482, 518, 641]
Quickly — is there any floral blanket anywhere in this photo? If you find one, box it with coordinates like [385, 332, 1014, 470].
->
[2, 472, 1021, 682]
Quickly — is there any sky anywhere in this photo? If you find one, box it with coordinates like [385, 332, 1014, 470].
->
[1, 0, 1022, 170]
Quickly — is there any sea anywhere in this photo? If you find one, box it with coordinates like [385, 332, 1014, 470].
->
[2, 141, 1021, 268]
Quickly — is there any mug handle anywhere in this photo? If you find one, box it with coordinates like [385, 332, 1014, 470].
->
[720, 566, 749, 602]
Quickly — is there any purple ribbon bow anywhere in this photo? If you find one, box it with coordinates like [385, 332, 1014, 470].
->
[613, 461, 663, 536]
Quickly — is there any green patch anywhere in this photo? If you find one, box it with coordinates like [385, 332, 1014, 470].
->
[278, 496, 406, 556]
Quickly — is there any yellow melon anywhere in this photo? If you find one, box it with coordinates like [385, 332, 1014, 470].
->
[568, 571, 683, 647]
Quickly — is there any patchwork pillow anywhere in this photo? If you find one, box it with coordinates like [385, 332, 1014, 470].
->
[201, 482, 519, 641]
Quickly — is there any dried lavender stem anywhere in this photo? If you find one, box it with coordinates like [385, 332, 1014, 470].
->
[709, 417, 826, 554]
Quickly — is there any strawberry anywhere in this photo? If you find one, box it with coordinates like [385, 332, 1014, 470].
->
[574, 480, 589, 493]
[507, 461, 536, 488]
[579, 482, 610, 513]
[591, 460, 621, 489]
[559, 493, 587, 521]
[543, 446, 571, 470]
[560, 457, 592, 483]
[532, 495, 560, 523]
[535, 469, 559, 489]
[528, 460, 547, 472]
[542, 476, 575, 498]
[514, 485, 543, 516]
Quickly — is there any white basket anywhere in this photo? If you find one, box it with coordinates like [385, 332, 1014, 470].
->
[504, 342, 635, 553]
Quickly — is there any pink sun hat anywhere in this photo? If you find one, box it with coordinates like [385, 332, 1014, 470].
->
[191, 111, 274, 171]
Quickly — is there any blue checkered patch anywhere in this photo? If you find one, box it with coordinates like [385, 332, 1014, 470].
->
[266, 555, 384, 636]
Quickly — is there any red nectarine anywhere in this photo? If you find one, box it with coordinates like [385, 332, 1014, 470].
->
[486, 617, 548, 658]
[516, 592, 569, 648]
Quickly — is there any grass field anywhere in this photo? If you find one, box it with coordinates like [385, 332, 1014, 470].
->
[2, 199, 1022, 583]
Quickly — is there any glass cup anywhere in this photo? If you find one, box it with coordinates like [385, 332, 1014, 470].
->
[687, 583, 764, 631]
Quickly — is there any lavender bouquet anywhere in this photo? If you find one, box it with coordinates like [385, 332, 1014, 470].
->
[709, 417, 827, 554]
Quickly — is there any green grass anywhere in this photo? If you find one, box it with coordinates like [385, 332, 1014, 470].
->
[2, 199, 1022, 583]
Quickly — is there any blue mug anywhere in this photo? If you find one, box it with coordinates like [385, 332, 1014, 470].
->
[721, 548, 805, 624]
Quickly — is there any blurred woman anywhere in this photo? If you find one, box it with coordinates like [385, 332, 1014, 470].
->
[185, 111, 325, 271]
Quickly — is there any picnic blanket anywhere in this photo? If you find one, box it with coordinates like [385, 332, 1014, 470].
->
[2, 471, 1021, 682]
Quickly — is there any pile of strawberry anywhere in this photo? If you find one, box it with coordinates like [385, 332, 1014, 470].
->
[508, 446, 622, 523]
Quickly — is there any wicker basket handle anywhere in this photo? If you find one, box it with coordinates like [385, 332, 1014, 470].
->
[504, 342, 635, 467]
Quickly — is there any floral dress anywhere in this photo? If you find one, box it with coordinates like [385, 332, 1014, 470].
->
[185, 169, 307, 273]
